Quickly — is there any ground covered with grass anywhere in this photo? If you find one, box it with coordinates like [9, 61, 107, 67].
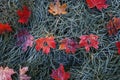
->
[0, 0, 120, 80]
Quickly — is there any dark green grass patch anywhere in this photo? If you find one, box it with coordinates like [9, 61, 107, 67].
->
[0, 0, 120, 80]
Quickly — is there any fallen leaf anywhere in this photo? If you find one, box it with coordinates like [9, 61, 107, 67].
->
[50, 64, 70, 80]
[59, 38, 79, 54]
[116, 41, 120, 55]
[0, 66, 15, 80]
[35, 36, 56, 54]
[48, 0, 67, 15]
[79, 34, 99, 52]
[86, 0, 108, 10]
[0, 23, 12, 34]
[106, 17, 120, 35]
[15, 29, 34, 52]
[17, 6, 31, 24]
[19, 67, 31, 80]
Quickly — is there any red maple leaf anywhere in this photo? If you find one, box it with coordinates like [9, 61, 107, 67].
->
[115, 41, 120, 55]
[0, 23, 12, 34]
[79, 34, 99, 52]
[106, 17, 120, 35]
[59, 38, 79, 54]
[17, 6, 31, 24]
[86, 0, 108, 10]
[35, 36, 56, 54]
[19, 67, 31, 80]
[0, 66, 15, 80]
[50, 64, 70, 80]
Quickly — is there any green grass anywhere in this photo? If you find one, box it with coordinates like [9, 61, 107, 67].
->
[0, 0, 120, 80]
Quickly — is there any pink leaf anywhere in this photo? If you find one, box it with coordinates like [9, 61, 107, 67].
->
[15, 29, 34, 52]
[19, 67, 31, 80]
[0, 66, 15, 80]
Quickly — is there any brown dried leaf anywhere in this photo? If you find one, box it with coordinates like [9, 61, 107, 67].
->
[106, 17, 120, 35]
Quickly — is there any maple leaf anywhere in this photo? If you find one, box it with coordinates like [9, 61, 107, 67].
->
[50, 64, 70, 80]
[0, 23, 12, 34]
[35, 36, 56, 54]
[86, 0, 108, 10]
[115, 41, 120, 55]
[0, 66, 15, 80]
[79, 34, 99, 52]
[19, 67, 31, 80]
[15, 29, 34, 52]
[48, 0, 67, 15]
[17, 6, 31, 24]
[106, 17, 120, 35]
[59, 38, 79, 54]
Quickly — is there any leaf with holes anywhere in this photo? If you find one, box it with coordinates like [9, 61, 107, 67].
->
[35, 36, 56, 54]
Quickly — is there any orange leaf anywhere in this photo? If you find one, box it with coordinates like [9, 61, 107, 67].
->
[113, 17, 120, 30]
[48, 0, 67, 15]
